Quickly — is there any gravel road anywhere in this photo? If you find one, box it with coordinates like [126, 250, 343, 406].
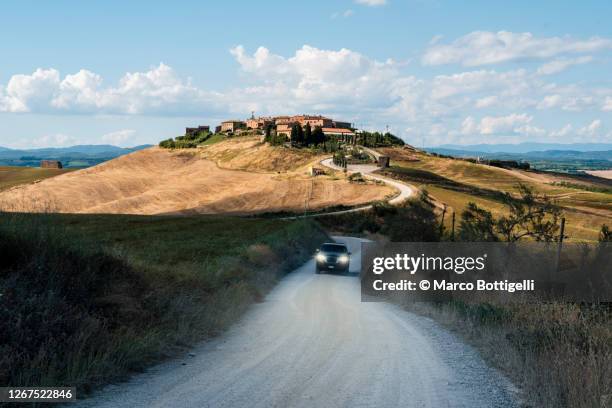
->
[74, 237, 519, 408]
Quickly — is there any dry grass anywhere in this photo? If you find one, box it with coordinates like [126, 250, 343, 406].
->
[406, 301, 612, 408]
[377, 148, 611, 241]
[0, 145, 391, 215]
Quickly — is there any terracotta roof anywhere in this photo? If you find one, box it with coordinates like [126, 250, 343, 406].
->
[321, 127, 354, 134]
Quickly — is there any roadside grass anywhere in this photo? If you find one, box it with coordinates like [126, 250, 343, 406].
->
[0, 213, 327, 396]
[0, 166, 74, 192]
[405, 300, 612, 408]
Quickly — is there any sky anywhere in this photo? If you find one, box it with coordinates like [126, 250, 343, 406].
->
[1, 0, 612, 148]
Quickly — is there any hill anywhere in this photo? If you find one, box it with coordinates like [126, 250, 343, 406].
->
[0, 144, 151, 168]
[431, 142, 612, 154]
[376, 147, 611, 241]
[0, 137, 393, 215]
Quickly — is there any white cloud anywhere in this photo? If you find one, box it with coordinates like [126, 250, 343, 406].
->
[474, 95, 499, 108]
[536, 56, 593, 75]
[228, 45, 403, 114]
[422, 31, 612, 66]
[1, 68, 60, 112]
[603, 97, 612, 111]
[0, 64, 219, 115]
[101, 129, 136, 146]
[578, 119, 602, 136]
[549, 124, 573, 138]
[459, 113, 534, 136]
[479, 113, 532, 135]
[354, 0, 386, 6]
[537, 92, 595, 111]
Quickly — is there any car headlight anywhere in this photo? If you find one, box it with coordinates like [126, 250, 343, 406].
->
[338, 255, 349, 263]
[316, 253, 326, 262]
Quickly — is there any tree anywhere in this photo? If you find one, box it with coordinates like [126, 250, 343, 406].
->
[264, 124, 272, 143]
[458, 202, 498, 241]
[599, 224, 612, 242]
[312, 126, 325, 146]
[291, 123, 304, 147]
[304, 123, 313, 146]
[458, 184, 563, 242]
[496, 184, 561, 242]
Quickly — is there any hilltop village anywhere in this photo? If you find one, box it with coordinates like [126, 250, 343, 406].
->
[159, 113, 406, 150]
[187, 114, 355, 140]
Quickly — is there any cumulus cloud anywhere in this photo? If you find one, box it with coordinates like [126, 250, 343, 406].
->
[578, 119, 602, 136]
[227, 45, 404, 114]
[0, 64, 220, 115]
[603, 97, 612, 111]
[459, 113, 535, 136]
[422, 31, 612, 66]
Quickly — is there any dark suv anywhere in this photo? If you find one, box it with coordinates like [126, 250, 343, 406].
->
[315, 243, 351, 274]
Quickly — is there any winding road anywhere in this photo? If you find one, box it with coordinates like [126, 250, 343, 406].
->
[75, 237, 519, 408]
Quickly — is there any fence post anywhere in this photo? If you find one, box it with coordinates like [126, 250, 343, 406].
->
[451, 211, 456, 241]
[555, 217, 566, 273]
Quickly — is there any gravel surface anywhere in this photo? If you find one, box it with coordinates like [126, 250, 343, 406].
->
[73, 237, 520, 408]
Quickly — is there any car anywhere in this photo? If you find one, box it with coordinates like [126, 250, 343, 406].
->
[315, 243, 351, 274]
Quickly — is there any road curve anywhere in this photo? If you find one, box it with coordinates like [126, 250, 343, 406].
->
[320, 158, 417, 206]
[74, 237, 519, 408]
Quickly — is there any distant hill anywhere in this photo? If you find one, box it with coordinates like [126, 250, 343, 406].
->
[0, 144, 152, 167]
[425, 146, 612, 174]
[432, 142, 612, 154]
[427, 148, 612, 161]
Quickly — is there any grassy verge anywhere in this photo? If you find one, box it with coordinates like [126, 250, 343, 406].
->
[403, 300, 611, 408]
[0, 213, 327, 396]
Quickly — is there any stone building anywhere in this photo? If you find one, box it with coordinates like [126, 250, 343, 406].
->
[185, 125, 210, 136]
[221, 120, 246, 133]
[41, 160, 63, 169]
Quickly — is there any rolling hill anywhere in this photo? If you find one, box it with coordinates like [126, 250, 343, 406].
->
[376, 146, 612, 241]
[0, 137, 393, 215]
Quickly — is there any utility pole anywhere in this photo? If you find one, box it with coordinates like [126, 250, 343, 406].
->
[451, 211, 456, 241]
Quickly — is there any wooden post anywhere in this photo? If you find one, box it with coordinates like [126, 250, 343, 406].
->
[555, 217, 566, 273]
[451, 211, 456, 241]
[439, 204, 447, 237]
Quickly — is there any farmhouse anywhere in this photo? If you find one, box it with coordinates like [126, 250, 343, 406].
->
[186, 125, 210, 136]
[41, 160, 63, 169]
[221, 120, 246, 133]
[246, 116, 273, 130]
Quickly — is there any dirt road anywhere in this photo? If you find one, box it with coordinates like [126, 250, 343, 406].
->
[75, 237, 519, 408]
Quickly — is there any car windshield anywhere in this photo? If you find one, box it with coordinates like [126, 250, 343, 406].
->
[320, 244, 348, 253]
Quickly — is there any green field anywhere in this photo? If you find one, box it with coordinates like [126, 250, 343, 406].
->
[0, 213, 327, 392]
[0, 166, 75, 192]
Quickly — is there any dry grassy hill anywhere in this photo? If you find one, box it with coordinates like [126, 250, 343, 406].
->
[0, 137, 393, 215]
[377, 147, 612, 241]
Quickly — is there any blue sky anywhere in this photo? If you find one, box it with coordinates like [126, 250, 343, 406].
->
[1, 0, 612, 148]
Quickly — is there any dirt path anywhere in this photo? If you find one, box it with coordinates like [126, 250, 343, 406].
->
[74, 237, 519, 408]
